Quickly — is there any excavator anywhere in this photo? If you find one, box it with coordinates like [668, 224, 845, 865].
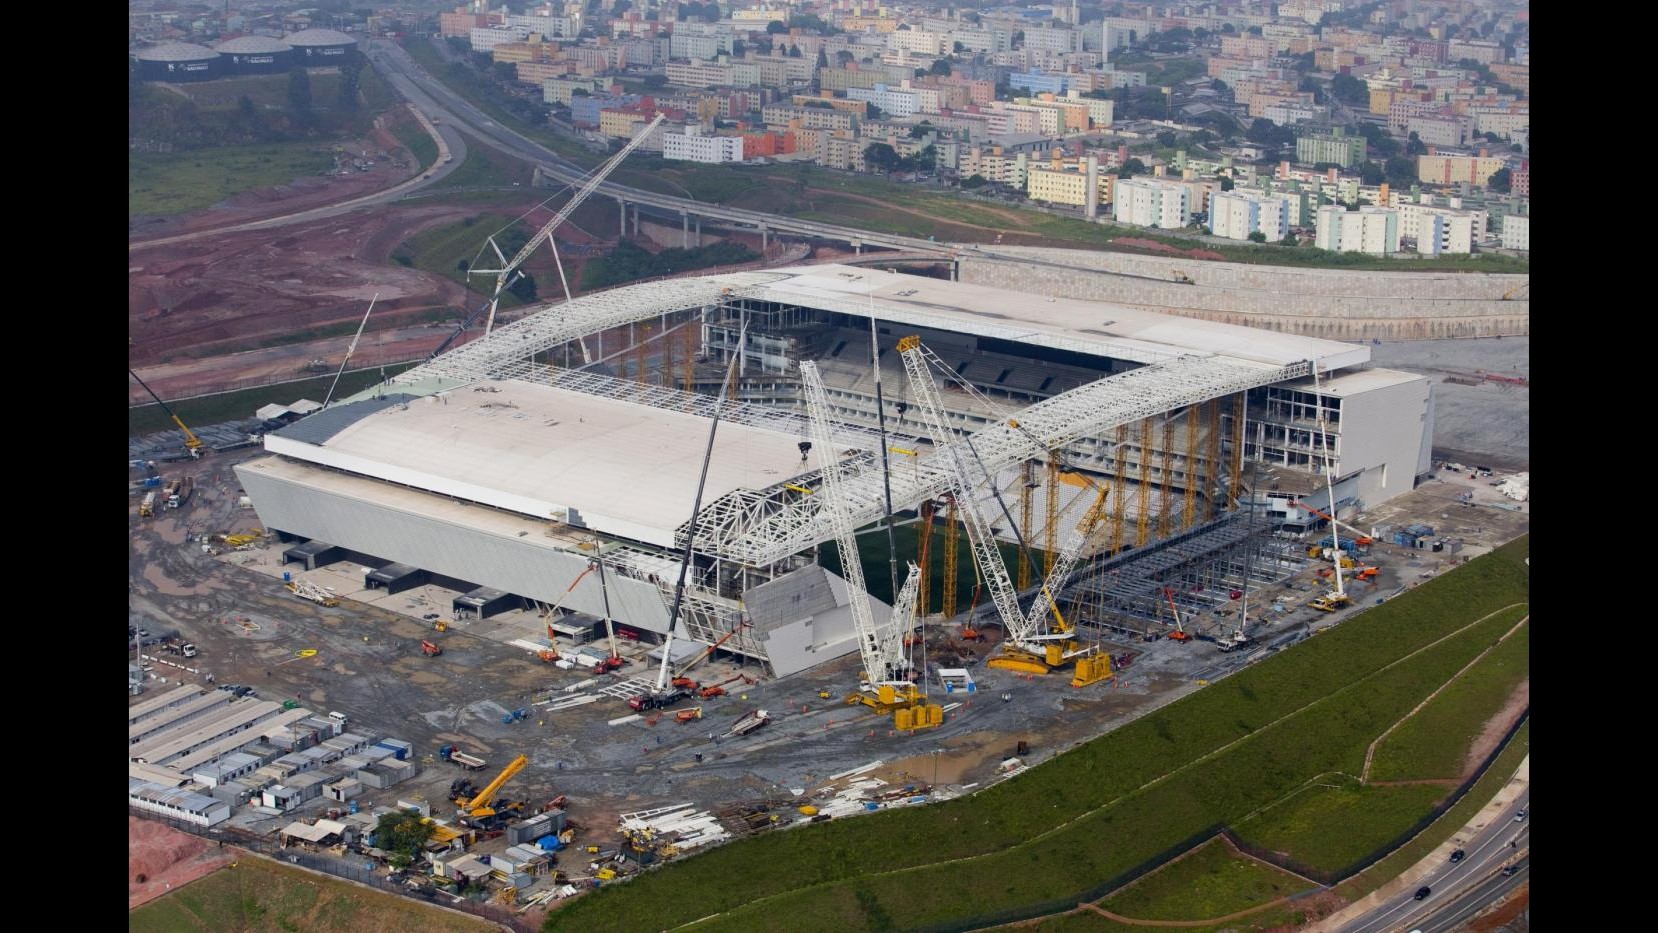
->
[453, 754, 529, 826]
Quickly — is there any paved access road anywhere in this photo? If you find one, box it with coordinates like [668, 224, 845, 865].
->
[1340, 790, 1529, 933]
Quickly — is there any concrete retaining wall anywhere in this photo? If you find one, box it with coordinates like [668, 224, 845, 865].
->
[957, 246, 1529, 341]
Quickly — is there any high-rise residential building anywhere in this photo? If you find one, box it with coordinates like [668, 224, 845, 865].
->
[1500, 214, 1529, 251]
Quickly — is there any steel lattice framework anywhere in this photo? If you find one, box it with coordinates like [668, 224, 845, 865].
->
[385, 270, 1312, 568]
[689, 354, 1308, 565]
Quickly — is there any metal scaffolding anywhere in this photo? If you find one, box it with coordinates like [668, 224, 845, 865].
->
[1063, 513, 1308, 642]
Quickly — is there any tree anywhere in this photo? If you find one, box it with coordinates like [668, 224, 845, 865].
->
[817, 47, 828, 68]
[374, 811, 434, 865]
[766, 19, 787, 35]
[1217, 175, 1234, 191]
[929, 57, 952, 76]
[835, 50, 855, 65]
[1246, 118, 1276, 145]
[1383, 156, 1416, 187]
[788, 43, 802, 58]
[509, 271, 538, 303]
[909, 121, 933, 139]
[1330, 73, 1368, 106]
[1297, 75, 1324, 103]
[962, 174, 988, 189]
[1405, 133, 1426, 156]
[1487, 167, 1512, 193]
[1210, 78, 1229, 94]
[1248, 230, 1267, 243]
[1357, 160, 1384, 185]
[287, 69, 313, 113]
[1279, 234, 1299, 246]
[863, 142, 901, 173]
[237, 94, 259, 122]
[1157, 130, 1178, 148]
[612, 0, 631, 14]
[1118, 157, 1147, 177]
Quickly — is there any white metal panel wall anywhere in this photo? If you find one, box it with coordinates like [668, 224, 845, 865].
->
[235, 465, 673, 632]
[1331, 373, 1434, 505]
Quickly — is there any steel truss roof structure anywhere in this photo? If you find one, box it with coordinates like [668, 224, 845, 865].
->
[387, 272, 1313, 567]
[692, 354, 1306, 565]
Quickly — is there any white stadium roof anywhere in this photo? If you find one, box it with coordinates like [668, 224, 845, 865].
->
[264, 380, 814, 547]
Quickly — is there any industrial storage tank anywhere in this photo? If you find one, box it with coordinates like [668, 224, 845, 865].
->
[284, 28, 358, 64]
[134, 42, 221, 82]
[213, 35, 294, 75]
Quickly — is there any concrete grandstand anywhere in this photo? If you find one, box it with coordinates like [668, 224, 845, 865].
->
[237, 265, 1432, 678]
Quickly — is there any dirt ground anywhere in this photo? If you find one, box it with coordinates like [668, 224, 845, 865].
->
[129, 128, 418, 240]
[129, 815, 237, 909]
[1468, 885, 1529, 932]
[1463, 680, 1529, 780]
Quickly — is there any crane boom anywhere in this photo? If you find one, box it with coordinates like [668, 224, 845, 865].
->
[460, 753, 528, 813]
[1288, 498, 1372, 544]
[129, 370, 203, 453]
[1021, 486, 1110, 638]
[800, 360, 904, 685]
[474, 113, 666, 336]
[896, 337, 1029, 645]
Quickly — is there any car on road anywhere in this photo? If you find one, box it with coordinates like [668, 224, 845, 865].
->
[1513, 808, 1527, 822]
[1449, 849, 1465, 863]
[1502, 865, 1519, 877]
[1414, 886, 1432, 901]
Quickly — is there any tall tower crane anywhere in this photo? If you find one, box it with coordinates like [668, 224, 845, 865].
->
[469, 113, 667, 342]
[800, 360, 927, 715]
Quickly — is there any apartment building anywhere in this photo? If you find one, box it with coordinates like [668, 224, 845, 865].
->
[662, 131, 745, 164]
[1314, 205, 1400, 255]
[1209, 190, 1291, 242]
[1416, 153, 1506, 187]
[1113, 178, 1191, 229]
[1295, 127, 1365, 168]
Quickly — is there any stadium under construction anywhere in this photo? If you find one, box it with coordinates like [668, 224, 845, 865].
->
[234, 264, 1434, 679]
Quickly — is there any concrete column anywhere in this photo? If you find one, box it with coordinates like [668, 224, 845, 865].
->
[630, 205, 639, 236]
[694, 218, 702, 247]
[618, 197, 626, 233]
[951, 258, 959, 281]
[853, 238, 862, 255]
[760, 223, 768, 252]
[682, 212, 690, 248]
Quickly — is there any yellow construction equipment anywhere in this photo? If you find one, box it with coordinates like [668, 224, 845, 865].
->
[457, 754, 528, 820]
[434, 619, 449, 632]
[129, 369, 203, 456]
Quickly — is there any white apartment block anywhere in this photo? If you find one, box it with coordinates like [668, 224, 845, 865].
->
[1022, 26, 1076, 55]
[889, 29, 949, 55]
[1263, 102, 1327, 125]
[471, 25, 529, 52]
[671, 33, 728, 61]
[1500, 214, 1529, 251]
[1209, 191, 1291, 242]
[662, 132, 745, 164]
[1314, 205, 1400, 255]
[1396, 199, 1486, 249]
[846, 84, 924, 117]
[1470, 109, 1529, 139]
[1113, 178, 1191, 230]
[505, 12, 579, 38]
[1406, 114, 1471, 147]
[1416, 209, 1475, 255]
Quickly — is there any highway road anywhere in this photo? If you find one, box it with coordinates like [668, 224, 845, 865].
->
[1340, 790, 1529, 933]
[128, 97, 468, 252]
[364, 39, 966, 255]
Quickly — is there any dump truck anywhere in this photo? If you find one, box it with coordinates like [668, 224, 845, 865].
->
[167, 475, 194, 509]
[139, 492, 157, 518]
